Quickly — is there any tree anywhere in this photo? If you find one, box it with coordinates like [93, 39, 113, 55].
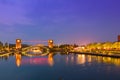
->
[4, 42, 9, 48]
[0, 41, 3, 50]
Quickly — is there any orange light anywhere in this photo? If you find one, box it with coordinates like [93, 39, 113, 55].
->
[49, 40, 53, 43]
[48, 53, 54, 66]
[15, 53, 21, 67]
[17, 40, 20, 42]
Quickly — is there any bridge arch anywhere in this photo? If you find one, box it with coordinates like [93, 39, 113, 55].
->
[16, 39, 54, 49]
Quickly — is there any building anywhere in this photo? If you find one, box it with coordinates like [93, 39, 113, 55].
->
[118, 35, 120, 42]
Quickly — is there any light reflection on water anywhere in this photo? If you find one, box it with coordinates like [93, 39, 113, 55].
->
[0, 53, 120, 80]
[75, 54, 120, 66]
[15, 53, 54, 67]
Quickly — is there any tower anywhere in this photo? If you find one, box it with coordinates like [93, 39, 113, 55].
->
[16, 39, 22, 49]
[118, 35, 120, 42]
[48, 40, 54, 48]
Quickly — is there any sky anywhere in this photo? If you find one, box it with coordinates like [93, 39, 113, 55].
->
[0, 0, 120, 45]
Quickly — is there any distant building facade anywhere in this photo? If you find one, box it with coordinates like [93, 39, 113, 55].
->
[118, 35, 120, 42]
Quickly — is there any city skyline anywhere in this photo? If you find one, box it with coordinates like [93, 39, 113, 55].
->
[0, 0, 120, 45]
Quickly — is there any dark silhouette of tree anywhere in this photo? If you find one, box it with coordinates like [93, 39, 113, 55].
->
[0, 41, 3, 50]
[4, 42, 9, 48]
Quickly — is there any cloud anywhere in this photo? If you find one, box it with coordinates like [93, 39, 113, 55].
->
[0, 0, 32, 26]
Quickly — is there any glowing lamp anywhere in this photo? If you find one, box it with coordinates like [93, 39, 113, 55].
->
[49, 40, 53, 43]
[17, 40, 20, 42]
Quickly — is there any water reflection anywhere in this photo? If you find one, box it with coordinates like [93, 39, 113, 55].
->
[48, 52, 54, 66]
[15, 53, 21, 67]
[70, 54, 74, 63]
[65, 55, 69, 64]
[76, 54, 120, 66]
[14, 52, 54, 67]
[76, 54, 86, 64]
[1, 52, 120, 67]
[22, 57, 48, 65]
[102, 57, 120, 66]
[87, 55, 92, 63]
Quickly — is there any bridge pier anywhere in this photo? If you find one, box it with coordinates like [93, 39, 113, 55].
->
[16, 39, 22, 49]
[48, 40, 54, 48]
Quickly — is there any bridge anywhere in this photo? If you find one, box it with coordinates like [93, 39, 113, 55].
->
[16, 39, 54, 49]
[18, 39, 54, 56]
[21, 45, 50, 57]
[15, 39, 54, 56]
[0, 39, 55, 57]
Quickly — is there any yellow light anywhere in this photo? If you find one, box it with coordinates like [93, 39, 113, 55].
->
[48, 53, 54, 66]
[17, 40, 20, 42]
[15, 53, 21, 67]
[49, 40, 53, 43]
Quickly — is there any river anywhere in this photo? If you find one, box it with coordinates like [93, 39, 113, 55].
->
[0, 53, 120, 80]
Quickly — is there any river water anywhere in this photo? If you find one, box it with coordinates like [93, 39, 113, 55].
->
[0, 53, 120, 80]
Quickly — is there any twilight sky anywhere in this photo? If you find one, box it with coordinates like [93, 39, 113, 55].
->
[0, 0, 120, 45]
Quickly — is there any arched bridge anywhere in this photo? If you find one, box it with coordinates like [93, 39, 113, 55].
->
[0, 39, 54, 57]
[21, 44, 50, 57]
[16, 39, 54, 49]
